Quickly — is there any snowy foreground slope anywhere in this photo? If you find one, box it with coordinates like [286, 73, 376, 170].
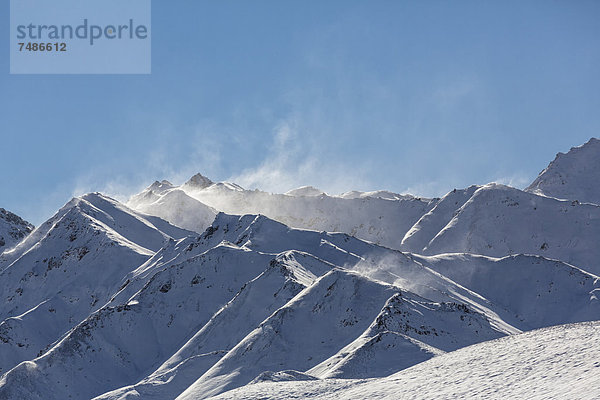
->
[0, 138, 598, 400]
[208, 321, 600, 400]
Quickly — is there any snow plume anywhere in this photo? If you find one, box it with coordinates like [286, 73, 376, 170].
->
[231, 119, 373, 195]
[347, 252, 433, 294]
[492, 174, 532, 190]
[71, 174, 144, 204]
[230, 120, 307, 191]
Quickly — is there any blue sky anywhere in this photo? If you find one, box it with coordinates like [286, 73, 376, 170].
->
[1, 0, 599, 225]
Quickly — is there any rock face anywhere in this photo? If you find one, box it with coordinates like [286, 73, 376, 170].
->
[526, 137, 600, 204]
[184, 173, 214, 190]
[0, 208, 33, 252]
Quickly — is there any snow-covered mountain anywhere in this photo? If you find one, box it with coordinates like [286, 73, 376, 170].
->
[0, 137, 599, 400]
[95, 251, 330, 400]
[400, 185, 481, 251]
[0, 208, 33, 253]
[0, 193, 193, 375]
[527, 137, 600, 205]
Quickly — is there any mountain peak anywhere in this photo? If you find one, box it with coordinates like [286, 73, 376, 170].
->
[526, 137, 600, 204]
[185, 173, 214, 189]
[140, 180, 175, 196]
[579, 136, 599, 148]
[149, 179, 174, 190]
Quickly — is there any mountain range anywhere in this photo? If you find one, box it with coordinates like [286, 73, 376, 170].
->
[0, 138, 598, 399]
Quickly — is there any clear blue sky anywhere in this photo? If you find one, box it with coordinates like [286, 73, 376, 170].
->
[1, 0, 599, 225]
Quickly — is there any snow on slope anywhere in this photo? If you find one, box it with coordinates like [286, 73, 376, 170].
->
[93, 252, 332, 400]
[128, 173, 438, 250]
[0, 208, 33, 253]
[91, 221, 487, 400]
[309, 331, 442, 380]
[413, 253, 600, 330]
[175, 269, 402, 399]
[404, 183, 600, 275]
[101, 214, 598, 397]
[401, 185, 480, 252]
[94, 211, 384, 342]
[1, 216, 401, 400]
[527, 137, 600, 204]
[199, 214, 600, 334]
[210, 321, 600, 400]
[104, 212, 372, 308]
[0, 244, 278, 400]
[344, 250, 600, 334]
[172, 212, 380, 267]
[0, 193, 193, 374]
[95, 212, 600, 399]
